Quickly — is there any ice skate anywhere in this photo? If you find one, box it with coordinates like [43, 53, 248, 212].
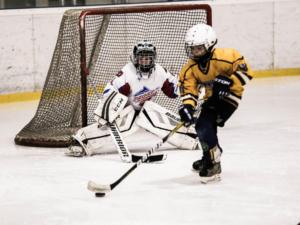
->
[198, 146, 222, 183]
[65, 138, 87, 157]
[199, 162, 221, 184]
[192, 158, 203, 171]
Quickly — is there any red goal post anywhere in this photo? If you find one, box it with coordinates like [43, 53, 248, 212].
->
[15, 3, 212, 147]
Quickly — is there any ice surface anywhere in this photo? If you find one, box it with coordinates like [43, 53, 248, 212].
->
[0, 76, 300, 225]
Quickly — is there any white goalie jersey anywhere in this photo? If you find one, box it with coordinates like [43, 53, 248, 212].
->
[103, 62, 178, 110]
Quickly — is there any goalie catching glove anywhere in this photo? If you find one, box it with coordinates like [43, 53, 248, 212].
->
[94, 89, 128, 125]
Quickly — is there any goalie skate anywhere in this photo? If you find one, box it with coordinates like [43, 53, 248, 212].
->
[65, 138, 89, 157]
[65, 144, 87, 157]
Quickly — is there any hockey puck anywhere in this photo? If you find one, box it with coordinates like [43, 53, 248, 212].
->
[95, 192, 106, 197]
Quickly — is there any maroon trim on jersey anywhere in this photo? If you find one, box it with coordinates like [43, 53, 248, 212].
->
[118, 83, 131, 96]
[161, 79, 177, 98]
[116, 70, 123, 77]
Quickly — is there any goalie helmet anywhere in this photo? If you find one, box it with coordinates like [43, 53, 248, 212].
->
[132, 40, 157, 79]
[185, 24, 217, 64]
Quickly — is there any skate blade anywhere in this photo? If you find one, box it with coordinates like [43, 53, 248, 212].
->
[199, 174, 221, 184]
[64, 151, 86, 157]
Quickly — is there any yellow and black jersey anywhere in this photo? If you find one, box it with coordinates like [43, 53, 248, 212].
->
[178, 48, 253, 108]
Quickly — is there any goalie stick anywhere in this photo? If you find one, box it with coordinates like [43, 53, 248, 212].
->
[88, 76, 166, 163]
[108, 122, 166, 163]
[87, 122, 184, 195]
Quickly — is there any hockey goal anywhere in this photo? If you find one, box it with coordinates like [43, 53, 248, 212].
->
[15, 3, 212, 147]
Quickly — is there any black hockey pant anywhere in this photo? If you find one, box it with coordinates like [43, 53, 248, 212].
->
[195, 99, 237, 152]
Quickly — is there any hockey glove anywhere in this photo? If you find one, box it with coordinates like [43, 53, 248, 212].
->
[212, 75, 233, 99]
[94, 90, 128, 125]
[179, 104, 195, 127]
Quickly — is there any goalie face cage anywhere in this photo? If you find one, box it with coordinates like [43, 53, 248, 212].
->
[15, 3, 212, 147]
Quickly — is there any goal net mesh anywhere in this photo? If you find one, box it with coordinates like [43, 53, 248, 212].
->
[15, 4, 212, 147]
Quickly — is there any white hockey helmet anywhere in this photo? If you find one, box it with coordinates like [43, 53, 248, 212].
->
[185, 24, 217, 62]
[132, 40, 157, 79]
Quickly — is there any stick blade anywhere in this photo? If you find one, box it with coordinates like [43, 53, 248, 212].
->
[144, 153, 167, 163]
[87, 180, 112, 193]
[131, 153, 167, 163]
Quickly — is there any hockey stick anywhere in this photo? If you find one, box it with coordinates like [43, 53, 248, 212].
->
[87, 77, 166, 163]
[108, 122, 166, 163]
[87, 122, 184, 196]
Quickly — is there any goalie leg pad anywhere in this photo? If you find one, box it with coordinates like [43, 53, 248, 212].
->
[136, 101, 199, 150]
[68, 105, 138, 156]
[69, 123, 108, 156]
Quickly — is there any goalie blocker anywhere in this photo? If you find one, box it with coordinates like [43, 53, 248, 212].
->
[66, 98, 199, 157]
[94, 89, 128, 125]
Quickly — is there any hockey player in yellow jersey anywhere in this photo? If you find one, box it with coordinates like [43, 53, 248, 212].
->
[178, 24, 253, 183]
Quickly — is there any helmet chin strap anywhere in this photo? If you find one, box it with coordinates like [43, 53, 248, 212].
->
[195, 51, 211, 66]
[194, 49, 215, 69]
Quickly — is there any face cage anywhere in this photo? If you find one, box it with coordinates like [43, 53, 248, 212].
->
[185, 44, 208, 60]
[135, 53, 156, 74]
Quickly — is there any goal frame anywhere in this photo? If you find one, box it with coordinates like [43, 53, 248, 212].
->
[14, 3, 212, 147]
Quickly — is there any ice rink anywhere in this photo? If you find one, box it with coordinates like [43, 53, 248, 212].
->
[0, 76, 300, 225]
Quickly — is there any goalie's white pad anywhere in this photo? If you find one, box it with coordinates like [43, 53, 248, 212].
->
[136, 101, 199, 150]
[94, 89, 128, 125]
[68, 105, 138, 156]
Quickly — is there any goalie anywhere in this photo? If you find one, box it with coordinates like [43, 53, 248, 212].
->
[65, 40, 199, 158]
